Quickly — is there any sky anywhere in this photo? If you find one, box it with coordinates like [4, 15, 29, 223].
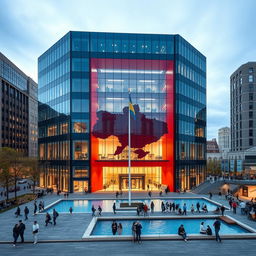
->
[0, 0, 256, 140]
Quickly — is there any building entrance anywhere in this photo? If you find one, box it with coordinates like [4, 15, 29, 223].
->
[119, 174, 145, 190]
[102, 167, 161, 191]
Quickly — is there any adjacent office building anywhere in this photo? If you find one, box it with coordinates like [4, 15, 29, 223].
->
[38, 32, 206, 192]
[0, 52, 38, 157]
[218, 127, 230, 154]
[230, 62, 256, 151]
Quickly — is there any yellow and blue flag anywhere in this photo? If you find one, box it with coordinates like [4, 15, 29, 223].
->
[129, 93, 136, 119]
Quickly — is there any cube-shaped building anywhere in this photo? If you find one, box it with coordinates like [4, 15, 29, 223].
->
[38, 31, 206, 192]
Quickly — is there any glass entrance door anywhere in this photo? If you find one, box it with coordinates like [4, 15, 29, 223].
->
[119, 175, 145, 190]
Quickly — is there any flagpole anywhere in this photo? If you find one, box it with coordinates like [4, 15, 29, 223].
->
[128, 92, 131, 206]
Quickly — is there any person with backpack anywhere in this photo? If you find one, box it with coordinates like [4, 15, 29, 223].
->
[24, 206, 29, 220]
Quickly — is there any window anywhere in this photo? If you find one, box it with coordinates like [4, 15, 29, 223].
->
[249, 138, 253, 146]
[249, 111, 253, 118]
[73, 141, 88, 160]
[249, 103, 253, 110]
[249, 67, 253, 73]
[72, 99, 89, 112]
[72, 58, 89, 72]
[72, 78, 89, 92]
[249, 120, 253, 128]
[73, 167, 89, 178]
[73, 120, 89, 133]
[60, 122, 68, 134]
[249, 75, 253, 83]
[47, 125, 57, 136]
[249, 130, 253, 137]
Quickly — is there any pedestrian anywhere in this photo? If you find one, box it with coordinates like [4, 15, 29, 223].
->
[206, 225, 213, 235]
[135, 221, 142, 243]
[200, 222, 207, 234]
[116, 191, 119, 198]
[132, 222, 137, 242]
[213, 219, 221, 242]
[136, 206, 140, 216]
[178, 224, 187, 241]
[183, 203, 187, 215]
[150, 201, 155, 213]
[45, 212, 52, 226]
[33, 201, 37, 215]
[240, 201, 246, 215]
[159, 191, 162, 196]
[53, 209, 59, 225]
[161, 202, 165, 213]
[232, 201, 237, 214]
[148, 191, 152, 197]
[209, 192, 213, 199]
[218, 191, 222, 198]
[69, 207, 73, 214]
[92, 205, 96, 216]
[12, 223, 19, 247]
[15, 206, 21, 218]
[113, 202, 116, 214]
[191, 204, 195, 214]
[24, 206, 29, 220]
[32, 221, 39, 244]
[196, 202, 200, 213]
[112, 221, 117, 235]
[17, 220, 26, 243]
[117, 223, 123, 235]
[98, 205, 102, 216]
[221, 205, 225, 216]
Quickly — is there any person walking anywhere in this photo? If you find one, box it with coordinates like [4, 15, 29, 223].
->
[17, 220, 26, 243]
[148, 191, 152, 197]
[53, 209, 59, 225]
[12, 223, 19, 247]
[69, 207, 73, 214]
[117, 223, 123, 235]
[98, 205, 102, 216]
[132, 222, 137, 242]
[232, 201, 237, 214]
[113, 202, 116, 214]
[45, 212, 52, 226]
[15, 206, 21, 218]
[33, 201, 37, 215]
[182, 203, 187, 215]
[135, 221, 142, 243]
[92, 205, 96, 216]
[24, 206, 29, 220]
[209, 192, 213, 200]
[178, 224, 187, 241]
[112, 221, 117, 235]
[221, 205, 225, 216]
[213, 219, 221, 242]
[191, 204, 195, 214]
[196, 202, 200, 213]
[32, 221, 39, 244]
[150, 201, 155, 213]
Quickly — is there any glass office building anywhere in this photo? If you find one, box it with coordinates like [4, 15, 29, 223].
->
[38, 32, 206, 193]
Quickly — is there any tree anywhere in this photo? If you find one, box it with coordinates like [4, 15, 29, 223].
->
[24, 157, 40, 194]
[8, 149, 26, 201]
[207, 159, 222, 176]
[0, 148, 15, 200]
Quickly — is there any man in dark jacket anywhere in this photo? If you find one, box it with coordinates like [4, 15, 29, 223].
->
[213, 219, 221, 242]
[53, 209, 59, 225]
[18, 220, 26, 243]
[24, 206, 29, 220]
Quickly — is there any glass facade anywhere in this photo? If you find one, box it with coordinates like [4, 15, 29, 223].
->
[38, 31, 206, 192]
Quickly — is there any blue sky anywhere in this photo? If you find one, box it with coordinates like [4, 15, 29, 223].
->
[1, 0, 256, 139]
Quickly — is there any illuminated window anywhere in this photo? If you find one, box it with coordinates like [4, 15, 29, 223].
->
[73, 141, 89, 160]
[47, 125, 57, 136]
[73, 167, 89, 177]
[60, 122, 68, 134]
[73, 120, 88, 133]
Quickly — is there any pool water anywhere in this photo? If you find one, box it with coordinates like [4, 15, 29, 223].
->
[44, 198, 220, 213]
[92, 218, 250, 236]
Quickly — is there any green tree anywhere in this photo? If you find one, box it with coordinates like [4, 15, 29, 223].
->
[0, 148, 15, 200]
[24, 157, 40, 194]
[8, 148, 26, 201]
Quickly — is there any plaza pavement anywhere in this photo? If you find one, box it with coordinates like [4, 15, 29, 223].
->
[0, 191, 256, 255]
